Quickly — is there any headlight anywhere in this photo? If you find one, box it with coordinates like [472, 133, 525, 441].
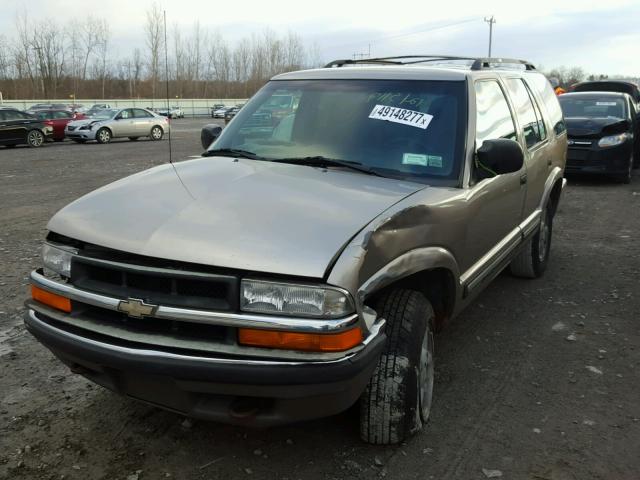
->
[42, 243, 78, 277]
[240, 279, 354, 318]
[598, 133, 630, 148]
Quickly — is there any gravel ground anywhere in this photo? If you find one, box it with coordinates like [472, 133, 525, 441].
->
[1, 118, 639, 480]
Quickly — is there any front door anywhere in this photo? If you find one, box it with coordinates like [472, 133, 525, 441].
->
[461, 79, 527, 294]
[111, 109, 136, 137]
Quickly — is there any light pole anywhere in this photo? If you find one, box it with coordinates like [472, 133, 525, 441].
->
[484, 16, 496, 57]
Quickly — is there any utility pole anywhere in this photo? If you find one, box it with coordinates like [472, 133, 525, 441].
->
[484, 16, 496, 57]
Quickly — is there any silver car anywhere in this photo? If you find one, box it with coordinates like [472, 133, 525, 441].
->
[65, 107, 169, 144]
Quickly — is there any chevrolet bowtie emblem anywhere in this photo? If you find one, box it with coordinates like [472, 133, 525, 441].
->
[117, 298, 157, 318]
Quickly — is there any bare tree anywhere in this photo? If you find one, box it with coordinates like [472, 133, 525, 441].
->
[145, 1, 164, 99]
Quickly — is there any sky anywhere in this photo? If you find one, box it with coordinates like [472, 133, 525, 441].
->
[2, 0, 639, 77]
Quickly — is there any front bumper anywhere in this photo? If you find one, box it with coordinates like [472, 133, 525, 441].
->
[65, 128, 97, 140]
[565, 139, 633, 175]
[25, 269, 385, 426]
[25, 308, 384, 426]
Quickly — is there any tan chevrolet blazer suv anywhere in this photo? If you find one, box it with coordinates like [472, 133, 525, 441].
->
[26, 55, 567, 444]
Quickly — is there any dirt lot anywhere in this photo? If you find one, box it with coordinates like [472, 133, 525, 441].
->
[1, 118, 639, 480]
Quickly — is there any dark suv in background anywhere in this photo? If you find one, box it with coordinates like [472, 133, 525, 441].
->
[0, 108, 53, 148]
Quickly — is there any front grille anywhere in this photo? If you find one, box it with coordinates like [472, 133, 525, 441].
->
[70, 255, 239, 311]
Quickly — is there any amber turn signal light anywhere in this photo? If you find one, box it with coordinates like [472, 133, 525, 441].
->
[238, 327, 363, 352]
[31, 285, 71, 313]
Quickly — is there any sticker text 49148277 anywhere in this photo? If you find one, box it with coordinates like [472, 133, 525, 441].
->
[368, 104, 434, 130]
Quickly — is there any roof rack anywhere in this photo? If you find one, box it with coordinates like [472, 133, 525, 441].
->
[324, 55, 536, 71]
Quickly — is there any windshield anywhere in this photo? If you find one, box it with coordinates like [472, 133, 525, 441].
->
[209, 79, 466, 183]
[89, 109, 118, 120]
[559, 95, 626, 119]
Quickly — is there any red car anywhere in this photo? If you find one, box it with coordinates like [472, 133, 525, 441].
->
[31, 110, 86, 141]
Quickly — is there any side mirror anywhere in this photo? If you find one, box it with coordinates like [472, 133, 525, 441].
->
[477, 139, 524, 177]
[201, 124, 223, 150]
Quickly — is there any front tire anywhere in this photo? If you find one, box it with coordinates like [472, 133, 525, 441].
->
[96, 128, 112, 144]
[616, 155, 633, 184]
[510, 205, 553, 278]
[150, 126, 163, 141]
[27, 129, 44, 147]
[360, 289, 435, 445]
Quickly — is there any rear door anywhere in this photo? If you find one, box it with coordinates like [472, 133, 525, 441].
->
[132, 108, 154, 135]
[0, 110, 33, 142]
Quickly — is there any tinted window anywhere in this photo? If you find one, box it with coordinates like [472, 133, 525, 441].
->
[214, 79, 467, 183]
[54, 111, 72, 119]
[527, 74, 566, 136]
[133, 109, 153, 118]
[528, 87, 547, 143]
[475, 80, 516, 148]
[506, 78, 544, 148]
[3, 110, 23, 121]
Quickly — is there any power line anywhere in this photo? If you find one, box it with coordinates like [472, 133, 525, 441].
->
[320, 17, 481, 53]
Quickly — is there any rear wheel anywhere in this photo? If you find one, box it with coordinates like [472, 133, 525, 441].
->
[360, 289, 434, 445]
[27, 129, 44, 147]
[96, 128, 111, 144]
[150, 126, 164, 141]
[510, 205, 553, 278]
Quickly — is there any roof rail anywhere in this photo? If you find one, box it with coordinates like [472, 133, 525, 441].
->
[324, 55, 536, 71]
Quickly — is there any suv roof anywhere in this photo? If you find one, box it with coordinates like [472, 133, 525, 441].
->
[274, 55, 538, 82]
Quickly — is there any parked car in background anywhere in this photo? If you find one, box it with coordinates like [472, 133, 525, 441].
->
[212, 106, 232, 118]
[0, 108, 53, 147]
[224, 106, 241, 123]
[559, 91, 636, 183]
[32, 109, 86, 142]
[27, 104, 53, 113]
[65, 107, 169, 144]
[210, 104, 225, 117]
[157, 106, 184, 119]
[570, 80, 640, 167]
[85, 104, 112, 116]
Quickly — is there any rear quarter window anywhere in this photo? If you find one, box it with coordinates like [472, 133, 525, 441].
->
[526, 74, 566, 136]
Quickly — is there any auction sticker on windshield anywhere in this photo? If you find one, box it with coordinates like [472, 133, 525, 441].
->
[369, 105, 434, 130]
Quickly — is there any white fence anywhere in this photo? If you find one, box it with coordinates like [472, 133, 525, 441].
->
[0, 98, 249, 117]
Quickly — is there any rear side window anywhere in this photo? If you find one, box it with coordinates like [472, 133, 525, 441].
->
[527, 74, 566, 136]
[506, 78, 545, 149]
[133, 109, 153, 118]
[474, 80, 517, 148]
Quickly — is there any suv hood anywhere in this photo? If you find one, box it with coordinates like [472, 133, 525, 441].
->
[565, 117, 629, 138]
[48, 157, 424, 278]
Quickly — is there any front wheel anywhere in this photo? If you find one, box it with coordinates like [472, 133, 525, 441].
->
[360, 289, 435, 445]
[96, 128, 112, 144]
[27, 129, 44, 147]
[616, 155, 633, 184]
[150, 126, 164, 141]
[510, 205, 553, 278]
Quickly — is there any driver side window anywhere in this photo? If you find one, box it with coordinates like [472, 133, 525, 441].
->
[475, 80, 517, 149]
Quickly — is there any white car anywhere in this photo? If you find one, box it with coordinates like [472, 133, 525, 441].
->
[157, 106, 184, 119]
[65, 107, 170, 144]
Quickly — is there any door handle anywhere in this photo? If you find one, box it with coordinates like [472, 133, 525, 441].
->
[520, 173, 528, 185]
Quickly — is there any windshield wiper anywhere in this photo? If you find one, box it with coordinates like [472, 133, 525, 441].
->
[271, 156, 387, 177]
[202, 148, 265, 159]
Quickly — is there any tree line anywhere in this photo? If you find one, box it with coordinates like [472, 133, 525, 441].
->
[0, 3, 321, 101]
